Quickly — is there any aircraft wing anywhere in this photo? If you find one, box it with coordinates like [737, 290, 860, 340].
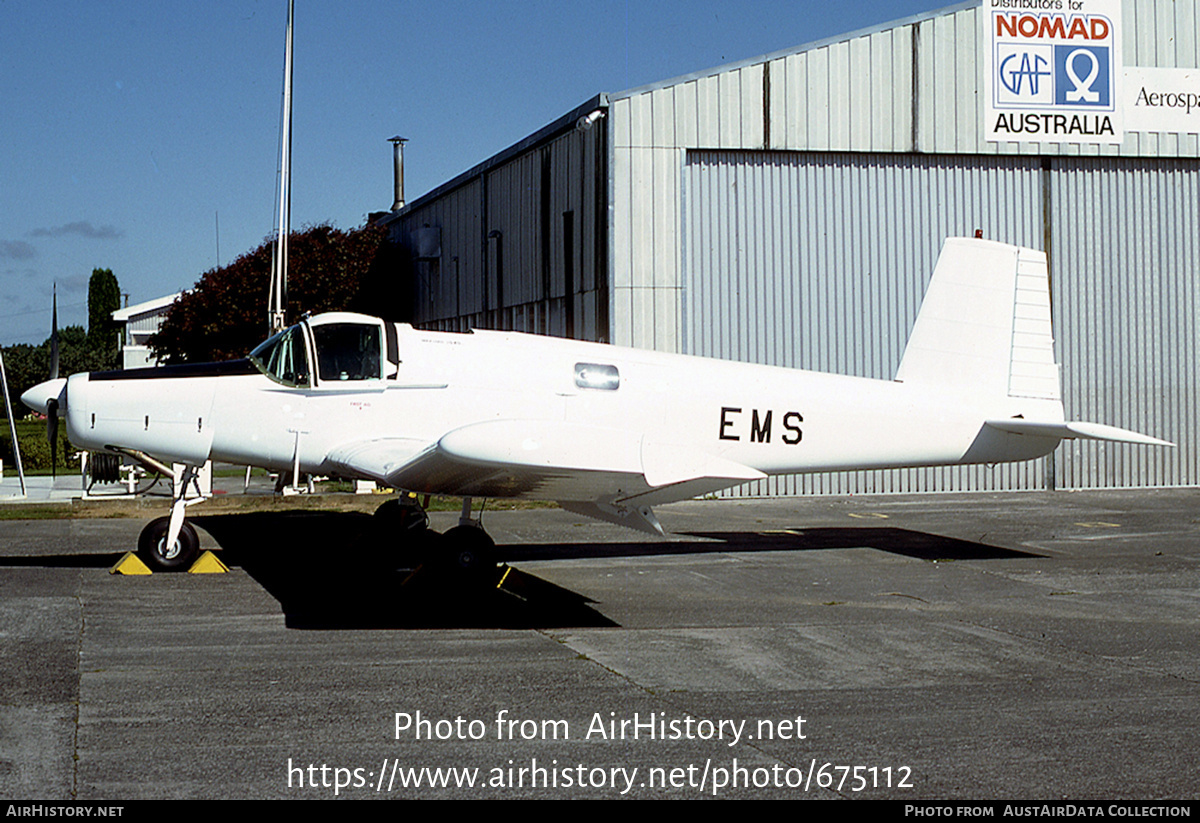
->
[325, 420, 765, 533]
[324, 437, 437, 484]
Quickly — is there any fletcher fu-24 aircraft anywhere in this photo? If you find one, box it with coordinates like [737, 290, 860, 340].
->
[22, 237, 1171, 572]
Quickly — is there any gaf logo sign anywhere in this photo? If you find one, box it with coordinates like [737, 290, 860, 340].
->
[984, 0, 1123, 143]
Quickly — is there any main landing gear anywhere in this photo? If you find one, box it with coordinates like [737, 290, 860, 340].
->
[374, 493, 498, 578]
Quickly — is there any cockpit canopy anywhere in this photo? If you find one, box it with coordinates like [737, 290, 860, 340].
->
[248, 314, 385, 388]
[249, 324, 309, 387]
[311, 322, 381, 382]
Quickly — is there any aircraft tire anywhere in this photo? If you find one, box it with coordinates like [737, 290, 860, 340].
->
[137, 517, 200, 572]
[442, 525, 497, 576]
[373, 497, 429, 535]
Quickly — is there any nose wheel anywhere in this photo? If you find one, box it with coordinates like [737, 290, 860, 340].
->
[137, 516, 201, 571]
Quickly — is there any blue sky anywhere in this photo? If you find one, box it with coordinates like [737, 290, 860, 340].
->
[0, 0, 938, 348]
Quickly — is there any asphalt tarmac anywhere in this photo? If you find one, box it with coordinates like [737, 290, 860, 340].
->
[1, 488, 1197, 799]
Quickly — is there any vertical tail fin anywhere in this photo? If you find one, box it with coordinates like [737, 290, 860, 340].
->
[894, 237, 1060, 402]
[898, 238, 1171, 449]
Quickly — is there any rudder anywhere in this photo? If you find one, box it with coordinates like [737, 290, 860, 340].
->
[894, 237, 1060, 402]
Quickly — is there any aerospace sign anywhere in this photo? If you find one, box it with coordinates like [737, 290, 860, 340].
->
[984, 0, 1123, 143]
[1124, 67, 1200, 134]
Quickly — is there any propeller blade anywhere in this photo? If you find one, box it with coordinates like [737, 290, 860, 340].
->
[49, 283, 59, 381]
[46, 397, 58, 479]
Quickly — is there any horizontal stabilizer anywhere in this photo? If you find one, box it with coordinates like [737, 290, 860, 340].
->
[984, 419, 1173, 447]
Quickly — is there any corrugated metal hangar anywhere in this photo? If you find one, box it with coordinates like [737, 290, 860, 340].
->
[380, 0, 1199, 497]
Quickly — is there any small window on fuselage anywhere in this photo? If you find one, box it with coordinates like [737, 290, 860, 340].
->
[249, 325, 311, 387]
[312, 323, 382, 382]
[575, 362, 619, 390]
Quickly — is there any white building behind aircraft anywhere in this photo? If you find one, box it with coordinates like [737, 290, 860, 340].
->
[379, 0, 1198, 497]
[112, 292, 185, 370]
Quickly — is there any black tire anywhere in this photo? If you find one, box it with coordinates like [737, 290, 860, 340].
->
[442, 525, 497, 575]
[137, 517, 200, 572]
[373, 497, 429, 535]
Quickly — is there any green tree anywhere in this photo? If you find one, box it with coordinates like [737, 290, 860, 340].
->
[1, 343, 41, 417]
[149, 223, 398, 364]
[87, 267, 121, 368]
[1, 325, 112, 419]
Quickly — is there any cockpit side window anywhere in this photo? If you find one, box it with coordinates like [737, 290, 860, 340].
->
[311, 323, 382, 383]
[249, 325, 311, 387]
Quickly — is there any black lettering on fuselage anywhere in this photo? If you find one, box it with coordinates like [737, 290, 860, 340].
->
[720, 407, 742, 441]
[751, 409, 772, 443]
[783, 411, 803, 444]
[720, 407, 803, 445]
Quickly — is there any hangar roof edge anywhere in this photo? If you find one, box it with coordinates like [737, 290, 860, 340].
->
[377, 93, 609, 224]
[377, 0, 981, 225]
[608, 0, 980, 101]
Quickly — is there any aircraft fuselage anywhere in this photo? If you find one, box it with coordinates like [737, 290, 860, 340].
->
[61, 320, 1060, 492]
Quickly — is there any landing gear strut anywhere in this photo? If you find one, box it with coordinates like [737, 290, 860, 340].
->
[443, 497, 496, 575]
[372, 492, 430, 534]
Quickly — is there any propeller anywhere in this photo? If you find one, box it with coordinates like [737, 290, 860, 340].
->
[47, 397, 59, 478]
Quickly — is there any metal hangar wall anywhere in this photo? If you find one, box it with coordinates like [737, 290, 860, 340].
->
[382, 98, 611, 343]
[382, 0, 1199, 496]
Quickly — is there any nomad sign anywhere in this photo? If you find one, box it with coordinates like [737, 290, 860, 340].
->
[984, 0, 1123, 143]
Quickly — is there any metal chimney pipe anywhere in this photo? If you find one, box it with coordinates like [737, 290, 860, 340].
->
[389, 135, 408, 211]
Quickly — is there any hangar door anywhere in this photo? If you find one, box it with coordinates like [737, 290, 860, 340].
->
[682, 151, 1197, 496]
[1048, 157, 1199, 492]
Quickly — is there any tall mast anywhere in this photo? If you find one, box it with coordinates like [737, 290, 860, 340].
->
[0, 347, 26, 497]
[268, 0, 294, 334]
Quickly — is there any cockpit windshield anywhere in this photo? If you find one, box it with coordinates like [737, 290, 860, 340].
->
[249, 324, 310, 387]
[311, 323, 382, 382]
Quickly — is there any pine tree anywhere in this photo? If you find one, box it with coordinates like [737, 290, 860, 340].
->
[87, 267, 121, 367]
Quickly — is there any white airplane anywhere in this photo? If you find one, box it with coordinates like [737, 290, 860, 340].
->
[21, 237, 1170, 572]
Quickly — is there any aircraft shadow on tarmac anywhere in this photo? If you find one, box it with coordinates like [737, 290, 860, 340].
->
[683, 527, 1038, 562]
[192, 511, 621, 631]
[0, 512, 1037, 631]
[191, 511, 1038, 630]
[503, 526, 1038, 563]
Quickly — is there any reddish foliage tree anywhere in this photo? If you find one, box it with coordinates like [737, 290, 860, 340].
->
[149, 223, 401, 364]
